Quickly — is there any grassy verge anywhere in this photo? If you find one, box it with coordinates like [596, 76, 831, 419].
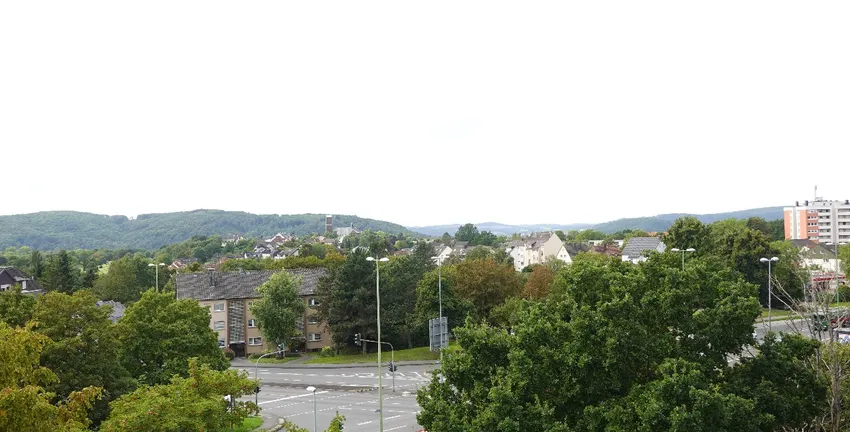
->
[233, 416, 263, 432]
[303, 346, 440, 365]
[249, 356, 301, 364]
[758, 308, 794, 320]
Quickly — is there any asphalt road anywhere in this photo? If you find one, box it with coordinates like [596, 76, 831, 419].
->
[235, 364, 435, 431]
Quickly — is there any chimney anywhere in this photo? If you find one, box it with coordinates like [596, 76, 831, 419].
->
[805, 200, 809, 206]
[796, 201, 799, 206]
[208, 269, 216, 288]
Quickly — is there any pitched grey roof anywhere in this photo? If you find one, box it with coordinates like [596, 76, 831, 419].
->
[622, 237, 663, 258]
[0, 266, 43, 293]
[97, 300, 126, 323]
[175, 268, 327, 301]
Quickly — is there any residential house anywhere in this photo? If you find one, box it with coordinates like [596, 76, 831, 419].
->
[791, 239, 842, 274]
[175, 268, 331, 357]
[265, 233, 295, 245]
[0, 266, 43, 294]
[221, 234, 245, 246]
[245, 243, 277, 259]
[504, 232, 566, 271]
[335, 226, 360, 244]
[556, 243, 592, 264]
[621, 237, 666, 263]
[432, 244, 453, 264]
[272, 248, 299, 260]
[451, 241, 470, 258]
[168, 258, 198, 271]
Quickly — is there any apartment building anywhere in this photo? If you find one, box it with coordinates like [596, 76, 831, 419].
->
[175, 268, 331, 357]
[784, 197, 850, 245]
[504, 232, 568, 271]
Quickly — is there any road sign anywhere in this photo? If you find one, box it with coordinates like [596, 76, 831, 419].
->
[429, 316, 449, 352]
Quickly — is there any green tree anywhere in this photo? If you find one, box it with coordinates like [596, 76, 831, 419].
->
[316, 249, 376, 350]
[521, 265, 554, 300]
[0, 284, 36, 327]
[32, 291, 135, 425]
[250, 271, 307, 350]
[0, 323, 102, 432]
[100, 358, 258, 432]
[93, 255, 156, 303]
[382, 243, 435, 348]
[41, 250, 77, 293]
[664, 216, 708, 251]
[416, 255, 824, 431]
[455, 223, 480, 243]
[554, 230, 567, 241]
[453, 257, 522, 323]
[414, 265, 473, 336]
[117, 290, 228, 385]
[29, 249, 44, 279]
[745, 217, 771, 237]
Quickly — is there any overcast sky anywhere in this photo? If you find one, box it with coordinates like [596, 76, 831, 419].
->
[2, 2, 848, 227]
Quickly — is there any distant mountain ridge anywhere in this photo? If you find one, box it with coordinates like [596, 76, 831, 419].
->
[409, 206, 785, 236]
[0, 210, 415, 250]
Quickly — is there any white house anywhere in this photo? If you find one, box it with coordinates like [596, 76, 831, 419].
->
[621, 237, 666, 263]
[792, 239, 842, 273]
[432, 244, 453, 264]
[505, 232, 568, 271]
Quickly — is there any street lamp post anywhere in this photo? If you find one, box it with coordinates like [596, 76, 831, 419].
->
[760, 257, 779, 332]
[148, 262, 165, 291]
[670, 248, 695, 270]
[306, 386, 318, 432]
[366, 256, 389, 432]
[254, 348, 285, 405]
[431, 255, 444, 365]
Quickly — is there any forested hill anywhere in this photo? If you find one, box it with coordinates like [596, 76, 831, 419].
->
[0, 210, 415, 250]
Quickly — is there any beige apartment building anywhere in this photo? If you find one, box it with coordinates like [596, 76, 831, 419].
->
[176, 268, 332, 357]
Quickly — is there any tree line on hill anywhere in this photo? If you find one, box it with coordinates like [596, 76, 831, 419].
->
[0, 210, 415, 250]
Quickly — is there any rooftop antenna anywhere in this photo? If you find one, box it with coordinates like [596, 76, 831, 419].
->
[815, 185, 817, 201]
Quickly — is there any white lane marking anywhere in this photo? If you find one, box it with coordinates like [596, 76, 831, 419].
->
[385, 415, 402, 420]
[386, 426, 408, 431]
[257, 391, 328, 405]
[357, 420, 373, 426]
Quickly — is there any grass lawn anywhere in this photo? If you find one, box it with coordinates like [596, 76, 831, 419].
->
[249, 356, 300, 364]
[758, 308, 795, 320]
[303, 345, 440, 365]
[233, 416, 263, 432]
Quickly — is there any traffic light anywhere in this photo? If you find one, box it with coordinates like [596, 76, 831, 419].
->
[388, 362, 397, 372]
[354, 333, 361, 346]
[254, 385, 260, 394]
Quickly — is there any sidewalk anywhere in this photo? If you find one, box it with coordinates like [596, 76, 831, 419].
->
[231, 358, 439, 369]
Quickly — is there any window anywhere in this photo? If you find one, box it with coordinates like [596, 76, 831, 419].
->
[218, 339, 226, 347]
[309, 298, 320, 307]
[249, 337, 263, 346]
[307, 316, 319, 325]
[309, 333, 322, 342]
[213, 321, 225, 330]
[0, 285, 9, 292]
[214, 303, 225, 312]
[248, 319, 256, 328]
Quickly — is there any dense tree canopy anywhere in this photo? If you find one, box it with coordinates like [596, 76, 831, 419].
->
[0, 323, 102, 432]
[417, 254, 826, 431]
[100, 359, 258, 432]
[0, 284, 36, 327]
[32, 291, 135, 425]
[93, 255, 160, 303]
[116, 290, 228, 385]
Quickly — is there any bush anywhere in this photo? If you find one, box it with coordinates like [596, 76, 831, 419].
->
[222, 347, 236, 360]
[319, 346, 335, 358]
[838, 284, 850, 302]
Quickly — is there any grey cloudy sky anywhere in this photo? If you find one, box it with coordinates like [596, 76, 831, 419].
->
[2, 1, 848, 227]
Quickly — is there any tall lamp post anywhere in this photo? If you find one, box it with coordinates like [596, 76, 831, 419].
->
[306, 386, 318, 432]
[760, 257, 779, 332]
[430, 255, 445, 365]
[670, 248, 695, 270]
[148, 262, 165, 291]
[366, 255, 389, 432]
